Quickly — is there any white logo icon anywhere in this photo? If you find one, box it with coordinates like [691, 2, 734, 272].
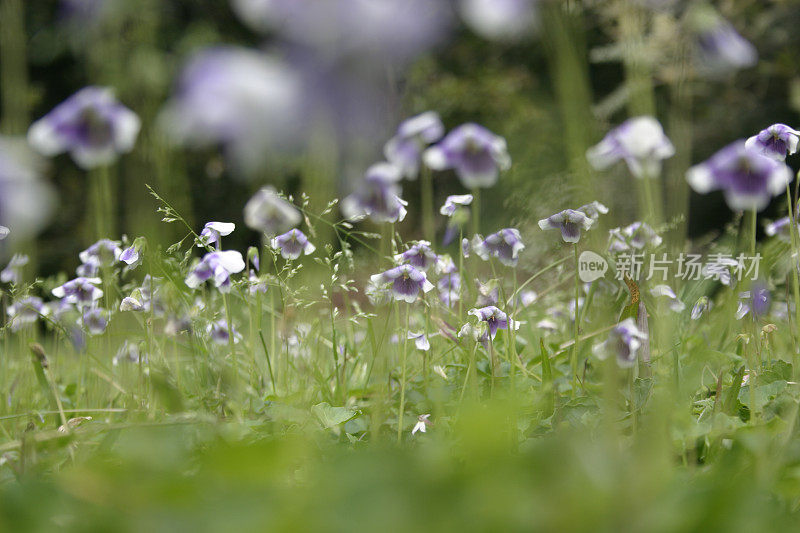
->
[578, 251, 608, 282]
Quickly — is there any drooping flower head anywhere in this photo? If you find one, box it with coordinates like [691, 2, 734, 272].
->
[185, 250, 246, 292]
[28, 86, 140, 169]
[384, 112, 445, 179]
[424, 123, 511, 188]
[198, 222, 235, 248]
[395, 240, 437, 271]
[271, 228, 316, 260]
[538, 209, 594, 243]
[745, 124, 800, 162]
[244, 186, 302, 235]
[592, 318, 648, 367]
[341, 162, 407, 223]
[369, 264, 433, 303]
[472, 228, 524, 266]
[160, 47, 301, 175]
[52, 277, 103, 306]
[468, 305, 518, 339]
[587, 116, 675, 178]
[686, 141, 792, 211]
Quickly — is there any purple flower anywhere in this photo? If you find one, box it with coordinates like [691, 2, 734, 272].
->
[81, 307, 108, 335]
[688, 5, 757, 75]
[438, 272, 461, 307]
[577, 201, 609, 220]
[407, 331, 430, 351]
[395, 240, 437, 271]
[440, 194, 473, 217]
[160, 47, 301, 175]
[745, 124, 800, 162]
[472, 228, 524, 267]
[593, 318, 648, 367]
[461, 238, 470, 258]
[52, 277, 103, 305]
[207, 318, 241, 345]
[244, 186, 302, 235]
[6, 296, 44, 331]
[608, 222, 662, 252]
[468, 305, 518, 339]
[736, 284, 771, 320]
[587, 116, 675, 178]
[424, 123, 511, 188]
[0, 138, 56, 240]
[686, 141, 792, 211]
[384, 112, 445, 179]
[691, 296, 711, 320]
[113, 341, 146, 366]
[248, 270, 269, 295]
[765, 216, 800, 242]
[341, 163, 407, 223]
[198, 222, 235, 248]
[459, 0, 538, 42]
[1, 254, 29, 284]
[185, 250, 246, 292]
[79, 239, 122, 267]
[538, 209, 594, 243]
[475, 279, 499, 307]
[247, 246, 261, 272]
[28, 87, 140, 169]
[271, 229, 316, 259]
[369, 264, 433, 303]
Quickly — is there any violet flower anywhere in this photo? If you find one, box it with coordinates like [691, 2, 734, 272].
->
[691, 296, 711, 320]
[577, 201, 609, 220]
[52, 277, 103, 306]
[79, 239, 122, 267]
[468, 305, 518, 339]
[384, 112, 445, 179]
[1, 254, 29, 285]
[28, 86, 140, 169]
[341, 162, 407, 223]
[424, 123, 511, 189]
[438, 272, 461, 307]
[608, 222, 662, 252]
[207, 318, 242, 345]
[394, 240, 437, 271]
[271, 228, 316, 260]
[440, 194, 473, 217]
[407, 331, 430, 351]
[185, 250, 246, 292]
[745, 124, 800, 162]
[736, 284, 771, 320]
[369, 264, 433, 303]
[686, 141, 792, 211]
[538, 209, 594, 243]
[198, 222, 235, 248]
[765, 216, 800, 242]
[81, 307, 108, 335]
[688, 5, 757, 75]
[587, 116, 675, 178]
[475, 280, 499, 307]
[244, 186, 302, 235]
[6, 296, 44, 331]
[592, 318, 648, 367]
[114, 341, 146, 366]
[472, 228, 524, 267]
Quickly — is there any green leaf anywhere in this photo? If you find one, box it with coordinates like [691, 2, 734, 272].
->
[311, 402, 359, 429]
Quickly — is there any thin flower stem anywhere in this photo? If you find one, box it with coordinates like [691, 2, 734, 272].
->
[397, 305, 410, 443]
[785, 181, 800, 366]
[421, 166, 435, 243]
[471, 188, 480, 236]
[571, 244, 581, 396]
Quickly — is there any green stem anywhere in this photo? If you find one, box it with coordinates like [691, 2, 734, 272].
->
[571, 244, 581, 395]
[397, 305, 409, 443]
[471, 188, 481, 236]
[785, 182, 800, 369]
[421, 166, 435, 243]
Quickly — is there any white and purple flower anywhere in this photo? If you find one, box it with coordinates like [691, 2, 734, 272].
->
[244, 186, 302, 236]
[52, 277, 103, 306]
[686, 141, 792, 212]
[592, 318, 648, 367]
[341, 163, 407, 223]
[395, 241, 437, 271]
[587, 116, 675, 179]
[28, 86, 140, 169]
[198, 222, 235, 249]
[745, 124, 800, 162]
[185, 250, 246, 293]
[384, 112, 445, 179]
[6, 296, 44, 331]
[538, 209, 594, 243]
[472, 228, 524, 267]
[424, 123, 511, 189]
[369, 264, 433, 303]
[271, 229, 316, 260]
[1, 254, 29, 285]
[440, 194, 474, 217]
[468, 305, 519, 339]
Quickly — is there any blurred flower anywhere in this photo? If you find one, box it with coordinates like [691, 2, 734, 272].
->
[385, 112, 445, 179]
[691, 296, 711, 320]
[198, 222, 235, 249]
[686, 141, 792, 211]
[271, 229, 316, 260]
[0, 138, 56, 240]
[1, 254, 29, 285]
[185, 250, 246, 292]
[395, 241, 437, 271]
[736, 284, 771, 320]
[244, 186, 302, 235]
[207, 318, 241, 345]
[440, 194, 473, 217]
[650, 284, 685, 312]
[745, 124, 800, 162]
[369, 264, 433, 303]
[412, 413, 431, 435]
[119, 237, 144, 269]
[459, 0, 538, 42]
[765, 216, 800, 242]
[433, 365, 448, 380]
[577, 201, 609, 220]
[461, 238, 470, 258]
[160, 47, 301, 175]
[468, 305, 518, 339]
[119, 292, 145, 312]
[472, 228, 524, 267]
[424, 124, 511, 189]
[341, 163, 407, 223]
[407, 331, 430, 351]
[81, 307, 108, 335]
[113, 341, 146, 366]
[248, 270, 269, 295]
[475, 279, 499, 307]
[28, 86, 140, 169]
[438, 272, 461, 307]
[538, 209, 594, 243]
[79, 239, 122, 268]
[6, 296, 44, 331]
[247, 246, 261, 272]
[687, 5, 757, 75]
[512, 290, 538, 308]
[593, 318, 648, 367]
[587, 116, 675, 178]
[52, 277, 103, 306]
[608, 222, 662, 253]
